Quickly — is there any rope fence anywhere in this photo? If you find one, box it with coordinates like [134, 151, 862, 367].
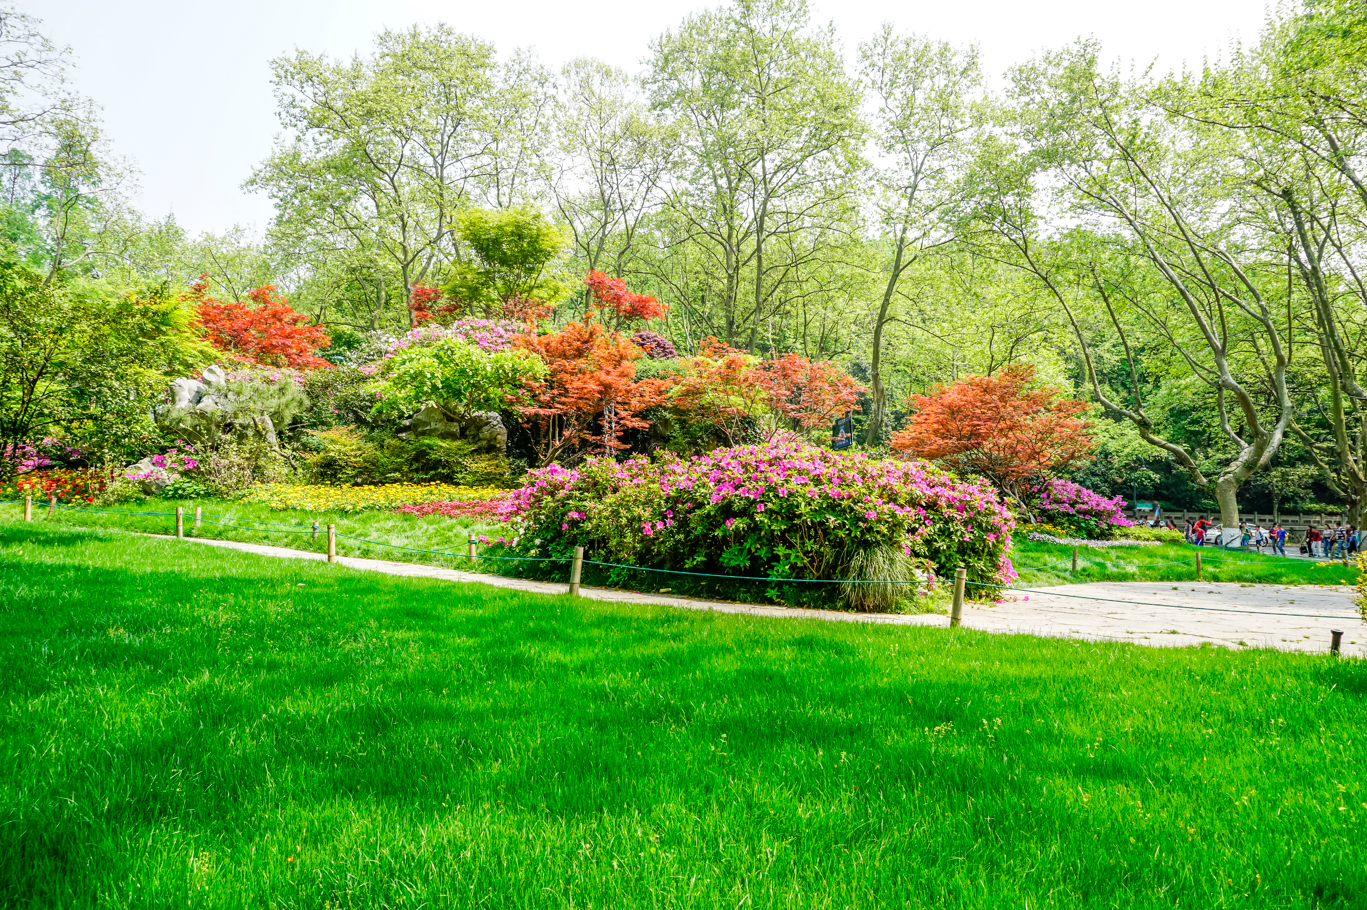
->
[5, 496, 1360, 642]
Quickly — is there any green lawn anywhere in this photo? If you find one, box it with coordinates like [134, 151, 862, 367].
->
[1, 523, 1364, 908]
[18, 498, 1359, 604]
[1010, 535, 1358, 588]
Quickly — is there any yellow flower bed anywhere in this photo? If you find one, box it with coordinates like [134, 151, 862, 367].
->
[242, 482, 505, 513]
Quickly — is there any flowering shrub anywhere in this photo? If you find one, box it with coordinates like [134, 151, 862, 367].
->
[1027, 479, 1133, 538]
[393, 492, 514, 520]
[492, 441, 1015, 609]
[385, 319, 525, 357]
[242, 482, 501, 513]
[1, 438, 82, 475]
[630, 331, 679, 359]
[9, 467, 108, 503]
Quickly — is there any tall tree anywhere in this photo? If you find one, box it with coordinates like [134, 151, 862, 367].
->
[645, 0, 865, 349]
[857, 27, 981, 445]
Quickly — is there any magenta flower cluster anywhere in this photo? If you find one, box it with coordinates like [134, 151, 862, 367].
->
[2, 438, 82, 475]
[222, 367, 306, 387]
[1031, 478, 1133, 536]
[385, 319, 525, 358]
[498, 440, 1017, 590]
[126, 442, 201, 482]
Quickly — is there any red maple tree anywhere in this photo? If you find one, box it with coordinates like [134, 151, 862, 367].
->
[584, 271, 667, 326]
[890, 364, 1094, 497]
[195, 281, 331, 370]
[515, 320, 668, 466]
[675, 338, 865, 444]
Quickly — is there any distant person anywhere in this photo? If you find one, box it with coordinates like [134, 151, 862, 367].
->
[1349, 526, 1359, 557]
[1274, 524, 1287, 557]
[1332, 524, 1348, 558]
[1307, 525, 1322, 558]
[1250, 524, 1264, 553]
[1193, 517, 1211, 546]
[1241, 524, 1252, 549]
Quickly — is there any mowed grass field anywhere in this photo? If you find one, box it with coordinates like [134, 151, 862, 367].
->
[1, 523, 1365, 908]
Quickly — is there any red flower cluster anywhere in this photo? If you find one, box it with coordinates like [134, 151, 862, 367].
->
[11, 468, 109, 503]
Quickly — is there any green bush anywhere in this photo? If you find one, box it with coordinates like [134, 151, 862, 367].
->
[304, 427, 509, 487]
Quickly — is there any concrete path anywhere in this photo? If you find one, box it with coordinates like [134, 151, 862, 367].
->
[169, 536, 1362, 658]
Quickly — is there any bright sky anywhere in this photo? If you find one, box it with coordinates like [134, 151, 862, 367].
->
[38, 0, 1270, 236]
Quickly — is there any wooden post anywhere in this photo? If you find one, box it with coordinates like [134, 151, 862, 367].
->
[950, 565, 966, 628]
[175, 506, 184, 539]
[22, 496, 31, 522]
[1195, 551, 1202, 580]
[48, 496, 56, 517]
[569, 546, 584, 597]
[193, 506, 201, 531]
[467, 536, 477, 563]
[326, 524, 336, 564]
[1330, 629, 1344, 655]
[1071, 547, 1078, 572]
[311, 521, 319, 540]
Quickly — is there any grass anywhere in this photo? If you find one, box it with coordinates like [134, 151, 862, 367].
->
[1010, 536, 1358, 589]
[1, 521, 1365, 908]
[8, 496, 1359, 610]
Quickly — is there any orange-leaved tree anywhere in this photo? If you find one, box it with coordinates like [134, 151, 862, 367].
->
[584, 271, 667, 329]
[674, 338, 865, 445]
[515, 320, 668, 466]
[195, 281, 331, 370]
[891, 364, 1093, 499]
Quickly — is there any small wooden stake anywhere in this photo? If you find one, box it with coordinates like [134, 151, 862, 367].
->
[951, 565, 966, 628]
[311, 521, 319, 540]
[569, 546, 584, 597]
[193, 506, 202, 530]
[326, 524, 336, 563]
[175, 506, 184, 539]
[48, 495, 56, 517]
[23, 496, 31, 522]
[468, 536, 477, 563]
[1195, 552, 1202, 580]
[1071, 547, 1078, 572]
[1331, 629, 1344, 655]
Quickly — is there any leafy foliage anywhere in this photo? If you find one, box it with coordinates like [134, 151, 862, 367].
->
[515, 320, 668, 465]
[195, 282, 331, 370]
[675, 338, 865, 445]
[371, 338, 546, 423]
[892, 365, 1093, 500]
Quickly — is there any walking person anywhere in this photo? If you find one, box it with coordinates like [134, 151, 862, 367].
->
[1333, 524, 1348, 558]
[1349, 526, 1359, 558]
[1307, 525, 1322, 558]
[1274, 524, 1288, 557]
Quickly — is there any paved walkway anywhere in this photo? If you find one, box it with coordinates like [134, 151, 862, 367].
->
[170, 536, 1363, 658]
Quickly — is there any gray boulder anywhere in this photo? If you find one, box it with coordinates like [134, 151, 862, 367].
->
[125, 456, 178, 495]
[408, 405, 507, 454]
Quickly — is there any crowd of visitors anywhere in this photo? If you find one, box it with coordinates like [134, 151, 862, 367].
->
[1174, 515, 1358, 558]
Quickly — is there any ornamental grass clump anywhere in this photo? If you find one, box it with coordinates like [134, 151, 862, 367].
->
[495, 440, 1015, 610]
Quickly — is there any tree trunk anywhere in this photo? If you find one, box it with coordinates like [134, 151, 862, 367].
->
[1214, 475, 1243, 548]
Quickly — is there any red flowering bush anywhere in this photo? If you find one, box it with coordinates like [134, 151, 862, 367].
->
[490, 440, 1015, 609]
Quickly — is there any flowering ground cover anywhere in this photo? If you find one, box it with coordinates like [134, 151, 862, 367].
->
[242, 482, 503, 513]
[491, 441, 1014, 610]
[2, 522, 1363, 909]
[3, 467, 110, 504]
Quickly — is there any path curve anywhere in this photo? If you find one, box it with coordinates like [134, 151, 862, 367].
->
[163, 535, 1362, 657]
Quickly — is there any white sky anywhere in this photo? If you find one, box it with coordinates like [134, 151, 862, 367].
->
[37, 0, 1270, 236]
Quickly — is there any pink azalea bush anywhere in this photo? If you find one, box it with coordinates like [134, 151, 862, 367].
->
[491, 440, 1015, 607]
[394, 495, 514, 520]
[1029, 478, 1133, 538]
[385, 319, 524, 358]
